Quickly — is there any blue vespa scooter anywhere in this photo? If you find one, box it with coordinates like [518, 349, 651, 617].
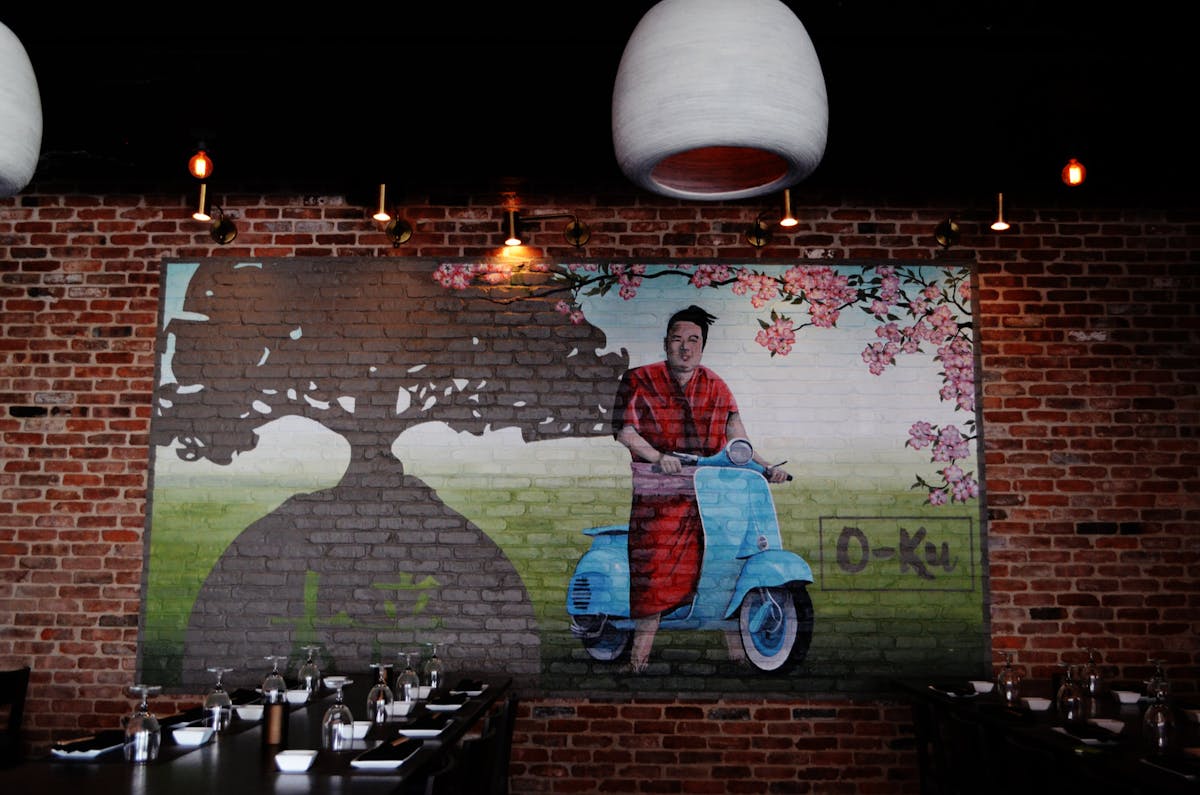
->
[567, 439, 814, 672]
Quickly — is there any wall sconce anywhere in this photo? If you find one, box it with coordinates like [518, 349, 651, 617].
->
[744, 188, 799, 247]
[990, 192, 1011, 232]
[385, 218, 413, 247]
[208, 206, 237, 245]
[1061, 157, 1086, 187]
[372, 183, 391, 222]
[503, 210, 590, 248]
[933, 218, 961, 249]
[192, 182, 211, 222]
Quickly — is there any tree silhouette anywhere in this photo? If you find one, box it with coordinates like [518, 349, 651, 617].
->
[152, 260, 629, 687]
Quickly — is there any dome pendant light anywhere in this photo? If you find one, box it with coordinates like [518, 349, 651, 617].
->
[0, 22, 43, 197]
[611, 0, 828, 201]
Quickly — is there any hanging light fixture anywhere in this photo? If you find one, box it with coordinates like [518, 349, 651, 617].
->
[0, 22, 42, 197]
[990, 192, 1010, 232]
[187, 148, 213, 180]
[1061, 157, 1086, 187]
[372, 183, 391, 222]
[612, 0, 827, 201]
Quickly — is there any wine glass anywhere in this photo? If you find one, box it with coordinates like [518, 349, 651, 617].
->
[395, 652, 420, 703]
[423, 643, 445, 690]
[321, 676, 354, 750]
[1055, 663, 1083, 722]
[203, 666, 233, 731]
[1082, 648, 1103, 698]
[1143, 666, 1175, 754]
[366, 662, 394, 725]
[297, 645, 322, 694]
[262, 655, 288, 703]
[996, 652, 1021, 707]
[123, 684, 162, 763]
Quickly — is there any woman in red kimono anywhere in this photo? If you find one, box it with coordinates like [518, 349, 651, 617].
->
[613, 306, 790, 672]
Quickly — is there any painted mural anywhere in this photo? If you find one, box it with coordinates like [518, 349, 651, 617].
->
[143, 258, 986, 697]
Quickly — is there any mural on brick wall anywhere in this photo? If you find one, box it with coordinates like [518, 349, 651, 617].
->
[144, 258, 986, 696]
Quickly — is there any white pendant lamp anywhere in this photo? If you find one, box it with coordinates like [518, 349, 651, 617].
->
[612, 0, 828, 201]
[0, 22, 42, 197]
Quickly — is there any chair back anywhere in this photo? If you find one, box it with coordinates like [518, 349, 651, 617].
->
[0, 666, 31, 768]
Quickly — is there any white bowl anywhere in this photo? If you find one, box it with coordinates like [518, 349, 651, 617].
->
[285, 689, 310, 705]
[235, 704, 264, 721]
[970, 680, 995, 694]
[275, 749, 318, 773]
[323, 676, 351, 690]
[417, 686, 432, 700]
[1022, 697, 1051, 712]
[337, 721, 371, 740]
[389, 700, 415, 717]
[172, 725, 215, 746]
[1112, 689, 1140, 704]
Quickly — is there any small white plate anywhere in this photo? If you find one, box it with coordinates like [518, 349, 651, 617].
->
[337, 721, 371, 740]
[425, 702, 464, 712]
[172, 726, 215, 746]
[285, 689, 310, 705]
[50, 740, 124, 760]
[236, 704, 264, 721]
[398, 728, 445, 738]
[275, 749, 318, 773]
[350, 739, 422, 769]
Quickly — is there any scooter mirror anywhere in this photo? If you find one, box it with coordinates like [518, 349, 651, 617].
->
[725, 438, 754, 466]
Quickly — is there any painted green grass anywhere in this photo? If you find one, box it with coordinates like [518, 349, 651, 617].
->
[144, 471, 986, 688]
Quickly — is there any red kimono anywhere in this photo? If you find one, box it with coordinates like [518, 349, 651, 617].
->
[614, 361, 738, 617]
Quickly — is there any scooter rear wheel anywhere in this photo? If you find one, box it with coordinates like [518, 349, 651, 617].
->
[738, 586, 813, 672]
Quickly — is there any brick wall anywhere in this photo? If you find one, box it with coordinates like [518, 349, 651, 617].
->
[1, 188, 1197, 794]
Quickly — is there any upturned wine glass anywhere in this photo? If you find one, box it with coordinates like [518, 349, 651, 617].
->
[123, 684, 162, 763]
[262, 654, 288, 703]
[366, 662, 394, 725]
[1055, 663, 1083, 722]
[423, 643, 445, 690]
[321, 676, 354, 750]
[395, 652, 420, 702]
[1143, 660, 1175, 753]
[996, 652, 1021, 706]
[203, 666, 233, 731]
[297, 645, 322, 694]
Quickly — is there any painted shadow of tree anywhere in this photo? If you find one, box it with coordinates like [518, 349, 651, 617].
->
[152, 260, 629, 688]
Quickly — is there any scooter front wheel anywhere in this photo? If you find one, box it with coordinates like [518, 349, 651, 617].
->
[738, 586, 814, 672]
[571, 614, 632, 662]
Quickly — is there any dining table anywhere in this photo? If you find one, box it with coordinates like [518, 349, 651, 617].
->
[896, 675, 1200, 795]
[0, 673, 511, 795]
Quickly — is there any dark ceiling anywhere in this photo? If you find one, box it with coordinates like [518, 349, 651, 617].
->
[2, 2, 1191, 206]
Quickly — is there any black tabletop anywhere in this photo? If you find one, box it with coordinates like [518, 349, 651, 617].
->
[1, 676, 511, 795]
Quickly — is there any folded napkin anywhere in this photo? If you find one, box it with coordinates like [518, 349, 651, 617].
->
[405, 714, 452, 732]
[50, 729, 125, 758]
[354, 736, 424, 763]
[1140, 753, 1200, 781]
[1052, 724, 1121, 746]
[450, 678, 485, 694]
